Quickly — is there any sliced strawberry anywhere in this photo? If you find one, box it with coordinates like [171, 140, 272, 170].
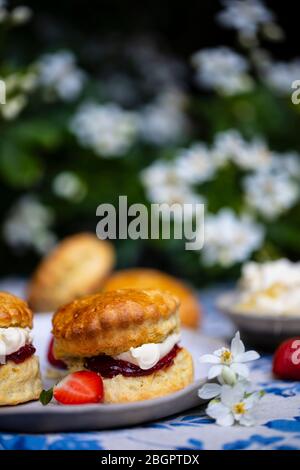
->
[53, 370, 104, 405]
[47, 336, 67, 370]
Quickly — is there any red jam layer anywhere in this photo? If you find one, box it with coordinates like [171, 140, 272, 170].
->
[5, 344, 36, 364]
[85, 344, 181, 378]
[47, 337, 67, 370]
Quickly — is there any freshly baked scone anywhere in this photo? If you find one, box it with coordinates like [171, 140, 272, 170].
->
[52, 289, 194, 403]
[27, 233, 115, 312]
[0, 292, 42, 406]
[103, 268, 201, 329]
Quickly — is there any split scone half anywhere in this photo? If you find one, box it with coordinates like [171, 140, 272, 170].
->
[0, 292, 42, 405]
[52, 289, 194, 403]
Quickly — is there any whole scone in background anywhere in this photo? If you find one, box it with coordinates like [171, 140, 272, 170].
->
[103, 268, 201, 329]
[27, 233, 115, 312]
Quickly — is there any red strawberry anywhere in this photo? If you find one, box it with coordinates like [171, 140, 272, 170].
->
[53, 371, 104, 405]
[47, 336, 67, 370]
[273, 337, 300, 380]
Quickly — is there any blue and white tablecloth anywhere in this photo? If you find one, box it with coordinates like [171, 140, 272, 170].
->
[0, 279, 300, 451]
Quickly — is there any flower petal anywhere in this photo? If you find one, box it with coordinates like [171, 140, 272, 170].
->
[244, 391, 261, 409]
[198, 354, 221, 364]
[208, 365, 223, 379]
[221, 383, 245, 407]
[216, 412, 235, 427]
[206, 401, 229, 420]
[231, 362, 249, 378]
[239, 411, 256, 427]
[231, 331, 245, 357]
[198, 383, 222, 399]
[235, 350, 260, 363]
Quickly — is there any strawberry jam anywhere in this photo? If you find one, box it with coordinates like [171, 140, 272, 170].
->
[6, 344, 36, 364]
[47, 337, 67, 370]
[85, 344, 181, 378]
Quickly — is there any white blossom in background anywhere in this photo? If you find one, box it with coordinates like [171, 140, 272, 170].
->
[138, 89, 189, 145]
[263, 59, 300, 94]
[212, 129, 271, 170]
[52, 171, 87, 202]
[146, 185, 205, 221]
[0, 95, 27, 120]
[217, 0, 274, 40]
[10, 5, 32, 24]
[38, 51, 86, 101]
[233, 138, 271, 170]
[141, 160, 182, 188]
[175, 143, 216, 184]
[270, 152, 300, 178]
[202, 209, 264, 267]
[70, 102, 138, 157]
[3, 196, 57, 254]
[244, 171, 299, 219]
[212, 129, 246, 167]
[192, 47, 253, 95]
[141, 160, 204, 220]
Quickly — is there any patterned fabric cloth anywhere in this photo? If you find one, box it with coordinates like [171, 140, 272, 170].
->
[0, 280, 300, 450]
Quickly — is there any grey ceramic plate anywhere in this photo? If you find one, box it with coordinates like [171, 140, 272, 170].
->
[0, 313, 224, 432]
[218, 291, 300, 349]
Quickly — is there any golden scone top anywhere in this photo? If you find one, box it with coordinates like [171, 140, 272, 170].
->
[0, 292, 33, 328]
[52, 288, 180, 358]
[27, 232, 115, 312]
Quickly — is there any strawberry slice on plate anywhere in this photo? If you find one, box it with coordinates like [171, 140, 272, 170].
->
[53, 371, 104, 405]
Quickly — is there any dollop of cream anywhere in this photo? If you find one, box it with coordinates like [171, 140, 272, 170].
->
[241, 259, 300, 293]
[0, 327, 32, 364]
[114, 333, 180, 370]
[236, 259, 300, 315]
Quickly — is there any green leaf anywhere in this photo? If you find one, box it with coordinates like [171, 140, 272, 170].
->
[0, 141, 43, 188]
[39, 388, 53, 406]
[12, 119, 64, 149]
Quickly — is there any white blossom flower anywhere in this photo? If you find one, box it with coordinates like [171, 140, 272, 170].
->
[141, 160, 205, 220]
[244, 171, 299, 219]
[270, 152, 300, 178]
[263, 59, 300, 94]
[138, 89, 189, 145]
[202, 209, 264, 267]
[52, 171, 86, 202]
[206, 383, 261, 426]
[212, 129, 246, 167]
[1, 95, 27, 120]
[212, 130, 271, 170]
[217, 0, 274, 39]
[199, 331, 259, 382]
[141, 160, 183, 189]
[192, 47, 253, 95]
[175, 143, 216, 184]
[70, 102, 138, 157]
[147, 185, 205, 221]
[3, 196, 57, 254]
[234, 138, 271, 170]
[10, 6, 32, 24]
[38, 51, 86, 101]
